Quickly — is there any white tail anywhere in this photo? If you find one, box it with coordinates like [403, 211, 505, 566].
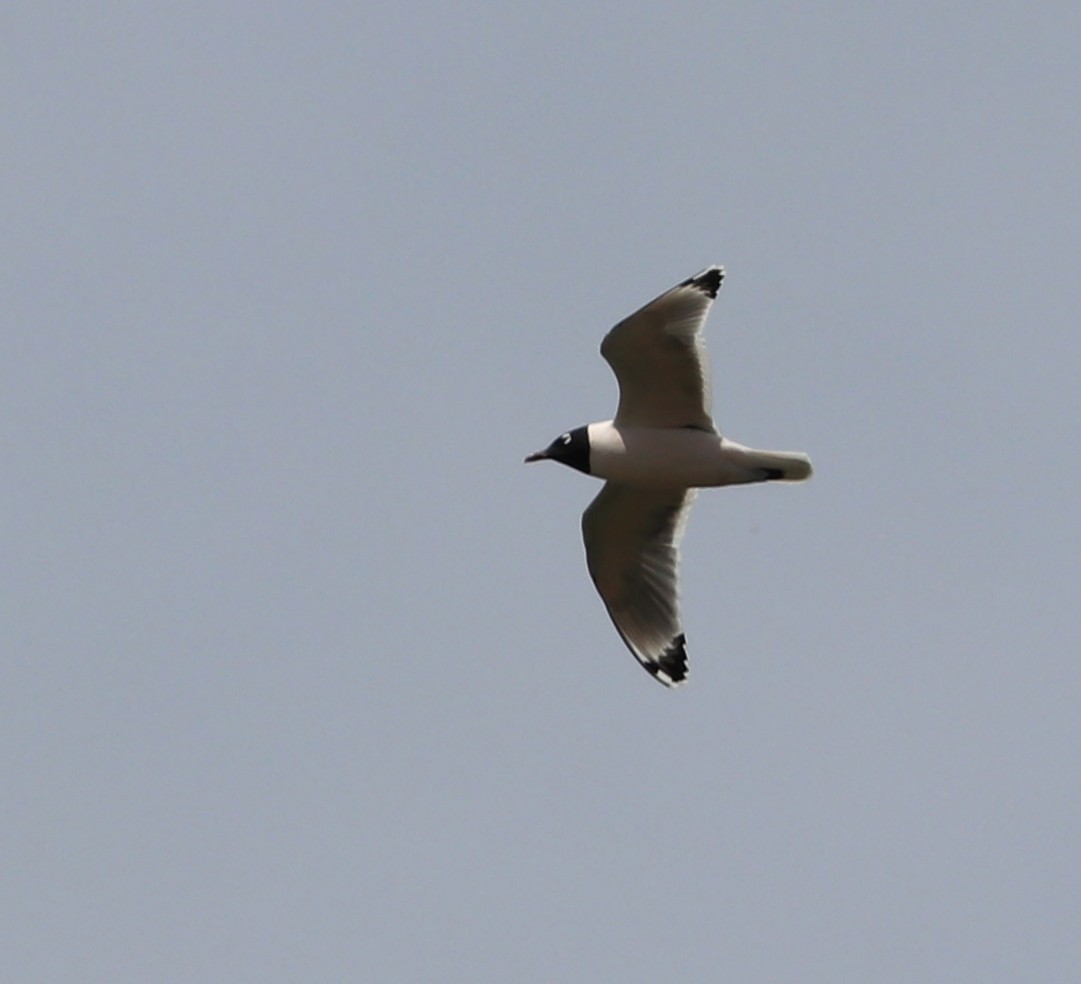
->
[744, 448, 813, 483]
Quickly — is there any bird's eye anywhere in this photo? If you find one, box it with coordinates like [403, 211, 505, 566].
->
[561, 432, 571, 444]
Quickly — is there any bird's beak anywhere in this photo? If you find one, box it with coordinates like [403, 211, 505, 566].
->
[524, 449, 549, 463]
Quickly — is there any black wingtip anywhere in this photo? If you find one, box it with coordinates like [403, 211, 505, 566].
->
[648, 632, 688, 687]
[680, 266, 725, 300]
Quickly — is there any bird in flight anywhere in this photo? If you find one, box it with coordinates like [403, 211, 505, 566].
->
[526, 266, 812, 687]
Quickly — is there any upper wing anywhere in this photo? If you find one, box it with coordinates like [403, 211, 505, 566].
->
[581, 481, 697, 687]
[599, 266, 724, 432]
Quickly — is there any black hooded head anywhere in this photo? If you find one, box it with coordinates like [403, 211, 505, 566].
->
[526, 425, 591, 474]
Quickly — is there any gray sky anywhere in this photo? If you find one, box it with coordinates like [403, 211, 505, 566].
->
[5, 3, 1080, 981]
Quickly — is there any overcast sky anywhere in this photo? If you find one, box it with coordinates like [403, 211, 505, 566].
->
[4, 3, 1081, 981]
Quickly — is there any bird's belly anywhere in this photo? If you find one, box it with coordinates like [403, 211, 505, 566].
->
[587, 424, 762, 488]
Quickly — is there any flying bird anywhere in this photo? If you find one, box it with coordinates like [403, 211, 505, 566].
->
[526, 266, 812, 687]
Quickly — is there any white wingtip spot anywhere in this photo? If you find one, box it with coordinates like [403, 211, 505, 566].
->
[650, 666, 687, 688]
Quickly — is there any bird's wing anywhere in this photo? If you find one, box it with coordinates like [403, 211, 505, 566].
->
[581, 481, 697, 687]
[599, 266, 723, 432]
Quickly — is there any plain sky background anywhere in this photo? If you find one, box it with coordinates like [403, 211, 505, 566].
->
[4, 3, 1080, 981]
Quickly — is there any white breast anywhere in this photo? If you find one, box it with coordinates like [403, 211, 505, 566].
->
[586, 422, 728, 488]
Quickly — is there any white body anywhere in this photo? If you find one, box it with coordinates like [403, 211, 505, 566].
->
[587, 421, 812, 489]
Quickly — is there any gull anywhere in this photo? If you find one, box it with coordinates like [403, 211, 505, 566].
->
[526, 266, 812, 687]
